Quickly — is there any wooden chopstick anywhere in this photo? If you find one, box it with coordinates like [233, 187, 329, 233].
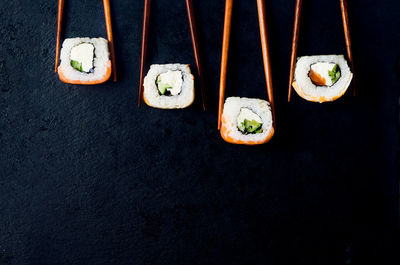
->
[288, 0, 302, 102]
[340, 0, 355, 96]
[103, 0, 117, 82]
[185, 0, 207, 111]
[55, 0, 65, 73]
[257, 0, 275, 125]
[218, 0, 233, 129]
[138, 0, 151, 107]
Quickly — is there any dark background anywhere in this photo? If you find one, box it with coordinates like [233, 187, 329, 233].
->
[0, 0, 398, 264]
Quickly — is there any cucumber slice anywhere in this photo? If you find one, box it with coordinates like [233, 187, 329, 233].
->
[71, 60, 83, 72]
[239, 119, 263, 134]
[328, 64, 341, 84]
[245, 119, 263, 133]
[157, 83, 172, 95]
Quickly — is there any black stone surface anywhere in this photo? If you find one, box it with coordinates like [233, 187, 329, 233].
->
[0, 0, 399, 264]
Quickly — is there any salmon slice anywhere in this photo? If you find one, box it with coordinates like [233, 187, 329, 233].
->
[308, 69, 326, 86]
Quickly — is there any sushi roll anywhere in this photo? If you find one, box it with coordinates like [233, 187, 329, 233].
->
[292, 55, 353, 102]
[143, 64, 195, 109]
[220, 97, 274, 145]
[58, 37, 111, 85]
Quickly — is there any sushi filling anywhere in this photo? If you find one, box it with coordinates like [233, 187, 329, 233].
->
[237, 108, 263, 134]
[156, 70, 183, 96]
[308, 62, 341, 87]
[70, 43, 95, 73]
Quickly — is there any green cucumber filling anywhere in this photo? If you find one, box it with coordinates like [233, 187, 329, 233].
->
[237, 108, 263, 134]
[70, 43, 95, 73]
[70, 60, 83, 72]
[156, 70, 183, 96]
[328, 64, 341, 84]
[238, 119, 263, 134]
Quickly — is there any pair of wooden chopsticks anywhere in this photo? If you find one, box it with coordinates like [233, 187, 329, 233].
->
[138, 0, 207, 111]
[218, 0, 276, 130]
[288, 0, 355, 102]
[54, 0, 117, 82]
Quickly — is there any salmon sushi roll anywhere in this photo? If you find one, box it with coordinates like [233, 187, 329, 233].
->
[292, 55, 353, 102]
[143, 64, 195, 109]
[220, 97, 274, 145]
[58, 37, 112, 85]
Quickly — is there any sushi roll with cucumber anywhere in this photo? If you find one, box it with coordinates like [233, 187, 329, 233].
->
[220, 97, 274, 145]
[292, 55, 353, 102]
[143, 64, 195, 109]
[58, 37, 111, 85]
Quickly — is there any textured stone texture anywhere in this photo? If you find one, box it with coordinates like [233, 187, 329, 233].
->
[0, 0, 398, 265]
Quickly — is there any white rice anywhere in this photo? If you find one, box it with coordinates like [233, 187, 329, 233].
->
[59, 37, 110, 82]
[294, 55, 353, 102]
[222, 97, 273, 142]
[143, 64, 194, 109]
